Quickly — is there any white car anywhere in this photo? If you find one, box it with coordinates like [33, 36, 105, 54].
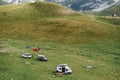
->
[22, 53, 33, 58]
[56, 64, 72, 74]
[37, 54, 48, 61]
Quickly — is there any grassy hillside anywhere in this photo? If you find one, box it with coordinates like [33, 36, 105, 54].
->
[0, 2, 119, 43]
[96, 4, 120, 16]
[96, 16, 120, 26]
[0, 2, 120, 80]
[0, 2, 78, 22]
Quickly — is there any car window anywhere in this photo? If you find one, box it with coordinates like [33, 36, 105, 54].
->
[66, 69, 68, 71]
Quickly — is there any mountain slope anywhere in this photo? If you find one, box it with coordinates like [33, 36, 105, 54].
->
[45, 0, 120, 11]
[0, 0, 8, 5]
[96, 4, 120, 16]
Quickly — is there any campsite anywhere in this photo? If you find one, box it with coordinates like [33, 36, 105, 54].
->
[0, 1, 120, 80]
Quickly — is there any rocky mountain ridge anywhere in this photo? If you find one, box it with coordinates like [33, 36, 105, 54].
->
[2, 0, 120, 11]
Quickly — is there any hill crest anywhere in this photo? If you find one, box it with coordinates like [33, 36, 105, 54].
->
[0, 2, 79, 22]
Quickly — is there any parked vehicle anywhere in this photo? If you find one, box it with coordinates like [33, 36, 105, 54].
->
[22, 53, 33, 58]
[37, 54, 48, 61]
[56, 64, 72, 74]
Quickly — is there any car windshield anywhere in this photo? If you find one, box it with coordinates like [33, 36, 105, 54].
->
[59, 64, 67, 67]
[24, 54, 30, 56]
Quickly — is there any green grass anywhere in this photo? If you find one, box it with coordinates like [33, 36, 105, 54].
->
[96, 16, 120, 26]
[0, 2, 120, 80]
[0, 39, 120, 80]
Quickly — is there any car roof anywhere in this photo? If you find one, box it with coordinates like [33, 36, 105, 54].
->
[58, 64, 67, 67]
